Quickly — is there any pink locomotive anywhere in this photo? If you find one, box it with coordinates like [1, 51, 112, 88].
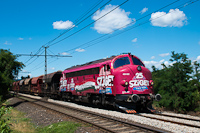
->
[12, 53, 161, 113]
[59, 53, 161, 113]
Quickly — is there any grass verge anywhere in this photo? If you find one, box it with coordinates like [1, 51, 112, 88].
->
[3, 108, 35, 133]
[3, 108, 81, 133]
[36, 121, 81, 133]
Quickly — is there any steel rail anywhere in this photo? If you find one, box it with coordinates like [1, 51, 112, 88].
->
[16, 93, 168, 133]
[154, 113, 200, 122]
[136, 114, 200, 129]
[17, 96, 116, 133]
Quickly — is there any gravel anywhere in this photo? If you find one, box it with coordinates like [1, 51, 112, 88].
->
[7, 95, 108, 133]
[140, 113, 200, 127]
[7, 97, 67, 127]
[18, 94, 200, 133]
[162, 112, 200, 121]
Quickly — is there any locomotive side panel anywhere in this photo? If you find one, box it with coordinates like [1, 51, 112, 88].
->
[60, 67, 103, 96]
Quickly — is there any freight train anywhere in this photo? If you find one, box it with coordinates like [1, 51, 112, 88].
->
[12, 53, 161, 113]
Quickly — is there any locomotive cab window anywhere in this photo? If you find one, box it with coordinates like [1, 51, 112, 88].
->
[131, 56, 144, 66]
[113, 57, 130, 69]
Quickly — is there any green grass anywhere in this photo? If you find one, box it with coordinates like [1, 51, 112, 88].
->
[3, 108, 81, 133]
[4, 109, 35, 133]
[36, 121, 81, 133]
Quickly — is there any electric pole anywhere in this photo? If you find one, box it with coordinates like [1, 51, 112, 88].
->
[16, 47, 72, 82]
[44, 46, 48, 84]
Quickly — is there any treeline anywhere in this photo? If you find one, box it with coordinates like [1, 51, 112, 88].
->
[152, 51, 200, 113]
[0, 49, 24, 132]
[0, 49, 24, 100]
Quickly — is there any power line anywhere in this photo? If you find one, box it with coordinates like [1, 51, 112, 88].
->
[65, 0, 198, 55]
[47, 0, 129, 47]
[22, 49, 45, 67]
[23, 0, 128, 73]
[28, 0, 185, 73]
[23, 46, 44, 64]
[23, 0, 199, 73]
[20, 0, 111, 67]
[44, 0, 111, 47]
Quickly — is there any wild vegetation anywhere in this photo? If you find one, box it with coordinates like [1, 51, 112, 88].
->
[2, 108, 81, 133]
[0, 49, 24, 100]
[152, 51, 200, 113]
[0, 102, 11, 133]
[0, 49, 24, 132]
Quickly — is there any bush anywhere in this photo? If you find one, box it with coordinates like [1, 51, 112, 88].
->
[152, 51, 200, 113]
[0, 98, 11, 133]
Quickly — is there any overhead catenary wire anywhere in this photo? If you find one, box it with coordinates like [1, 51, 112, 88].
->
[23, 46, 44, 64]
[44, 0, 110, 47]
[28, 0, 185, 72]
[23, 0, 128, 74]
[67, 0, 198, 55]
[28, 0, 199, 73]
[24, 48, 45, 67]
[21, 0, 111, 67]
[47, 0, 130, 47]
[24, 0, 129, 73]
[63, 0, 182, 54]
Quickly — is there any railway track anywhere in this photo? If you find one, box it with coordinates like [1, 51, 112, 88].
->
[154, 113, 200, 122]
[16, 94, 167, 133]
[137, 113, 200, 129]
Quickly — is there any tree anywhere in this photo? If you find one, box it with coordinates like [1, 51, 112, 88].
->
[152, 51, 200, 112]
[21, 75, 30, 79]
[193, 61, 200, 82]
[0, 49, 24, 100]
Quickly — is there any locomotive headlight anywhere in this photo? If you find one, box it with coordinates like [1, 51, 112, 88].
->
[150, 80, 154, 86]
[125, 81, 129, 86]
[120, 80, 129, 86]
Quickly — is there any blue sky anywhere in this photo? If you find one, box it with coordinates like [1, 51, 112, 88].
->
[1, 0, 200, 78]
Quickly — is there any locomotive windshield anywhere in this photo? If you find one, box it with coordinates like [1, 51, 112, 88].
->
[113, 57, 130, 69]
[131, 56, 144, 66]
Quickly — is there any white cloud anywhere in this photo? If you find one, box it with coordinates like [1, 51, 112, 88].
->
[29, 38, 32, 40]
[75, 48, 85, 52]
[132, 38, 137, 42]
[139, 7, 148, 14]
[4, 41, 12, 45]
[150, 9, 187, 27]
[92, 4, 133, 34]
[18, 37, 24, 40]
[196, 55, 200, 62]
[198, 41, 200, 45]
[160, 59, 165, 63]
[159, 53, 170, 57]
[59, 52, 70, 55]
[53, 20, 75, 30]
[22, 70, 28, 72]
[49, 67, 55, 70]
[151, 56, 155, 59]
[144, 60, 162, 70]
[144, 59, 171, 71]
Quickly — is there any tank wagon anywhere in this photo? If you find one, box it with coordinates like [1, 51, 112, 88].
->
[59, 53, 161, 113]
[12, 53, 161, 113]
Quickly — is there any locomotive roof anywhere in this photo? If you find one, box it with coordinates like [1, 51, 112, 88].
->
[65, 55, 116, 71]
